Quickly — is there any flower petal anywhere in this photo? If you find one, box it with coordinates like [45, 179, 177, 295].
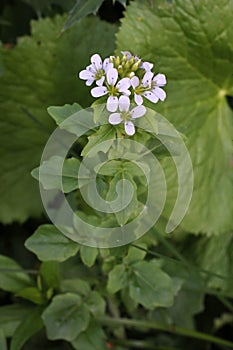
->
[142, 61, 153, 71]
[86, 79, 94, 86]
[109, 113, 122, 125]
[103, 58, 113, 72]
[91, 86, 108, 97]
[117, 77, 131, 92]
[119, 95, 130, 112]
[142, 71, 153, 87]
[107, 68, 118, 86]
[125, 121, 135, 136]
[107, 96, 118, 112]
[131, 76, 139, 89]
[91, 54, 102, 70]
[153, 73, 166, 86]
[96, 76, 105, 86]
[152, 86, 166, 101]
[79, 70, 94, 80]
[134, 94, 143, 105]
[143, 91, 159, 103]
[131, 105, 146, 119]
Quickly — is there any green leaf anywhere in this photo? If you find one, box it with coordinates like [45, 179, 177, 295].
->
[71, 321, 107, 350]
[0, 330, 7, 350]
[10, 307, 44, 350]
[15, 287, 46, 305]
[40, 261, 60, 290]
[117, 0, 233, 234]
[42, 293, 90, 341]
[47, 103, 82, 126]
[0, 304, 33, 338]
[31, 156, 80, 193]
[86, 291, 106, 317]
[25, 225, 79, 262]
[61, 278, 91, 295]
[123, 244, 147, 264]
[0, 255, 33, 293]
[0, 15, 116, 223]
[129, 260, 174, 309]
[80, 246, 98, 267]
[107, 264, 127, 294]
[81, 125, 116, 157]
[63, 0, 104, 31]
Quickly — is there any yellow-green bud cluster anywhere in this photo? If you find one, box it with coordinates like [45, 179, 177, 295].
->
[110, 54, 142, 79]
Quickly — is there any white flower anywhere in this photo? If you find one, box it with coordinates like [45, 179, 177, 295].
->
[108, 96, 146, 136]
[131, 72, 166, 105]
[79, 54, 113, 86]
[91, 68, 131, 112]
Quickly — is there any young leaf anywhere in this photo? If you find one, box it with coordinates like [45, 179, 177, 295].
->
[80, 246, 98, 267]
[42, 293, 90, 341]
[15, 287, 46, 305]
[40, 261, 60, 290]
[61, 279, 91, 295]
[10, 307, 44, 350]
[25, 225, 79, 262]
[31, 156, 80, 193]
[81, 125, 116, 157]
[107, 264, 127, 294]
[63, 0, 104, 31]
[47, 103, 82, 126]
[129, 260, 174, 309]
[123, 244, 147, 264]
[0, 255, 33, 293]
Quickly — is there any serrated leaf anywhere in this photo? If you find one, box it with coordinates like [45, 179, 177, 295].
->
[10, 307, 43, 350]
[107, 264, 127, 294]
[0, 255, 33, 293]
[63, 0, 104, 31]
[42, 293, 90, 341]
[117, 0, 233, 234]
[0, 15, 116, 223]
[0, 305, 33, 338]
[80, 246, 98, 267]
[32, 156, 80, 193]
[71, 321, 107, 350]
[129, 260, 174, 309]
[25, 224, 79, 262]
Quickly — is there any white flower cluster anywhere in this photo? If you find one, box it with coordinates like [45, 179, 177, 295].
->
[79, 52, 167, 136]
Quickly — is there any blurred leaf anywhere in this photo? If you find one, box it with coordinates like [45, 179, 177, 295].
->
[10, 307, 43, 350]
[0, 15, 116, 223]
[0, 329, 7, 350]
[72, 321, 107, 350]
[63, 0, 104, 32]
[86, 291, 106, 317]
[123, 244, 147, 264]
[32, 156, 80, 193]
[107, 264, 127, 294]
[81, 125, 116, 157]
[40, 261, 60, 290]
[117, 0, 233, 234]
[61, 278, 91, 295]
[42, 293, 90, 341]
[25, 225, 79, 262]
[0, 305, 33, 338]
[80, 246, 98, 267]
[0, 255, 33, 293]
[129, 260, 175, 309]
[15, 287, 46, 305]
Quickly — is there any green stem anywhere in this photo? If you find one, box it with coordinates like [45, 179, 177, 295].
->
[99, 316, 233, 348]
[110, 338, 177, 350]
